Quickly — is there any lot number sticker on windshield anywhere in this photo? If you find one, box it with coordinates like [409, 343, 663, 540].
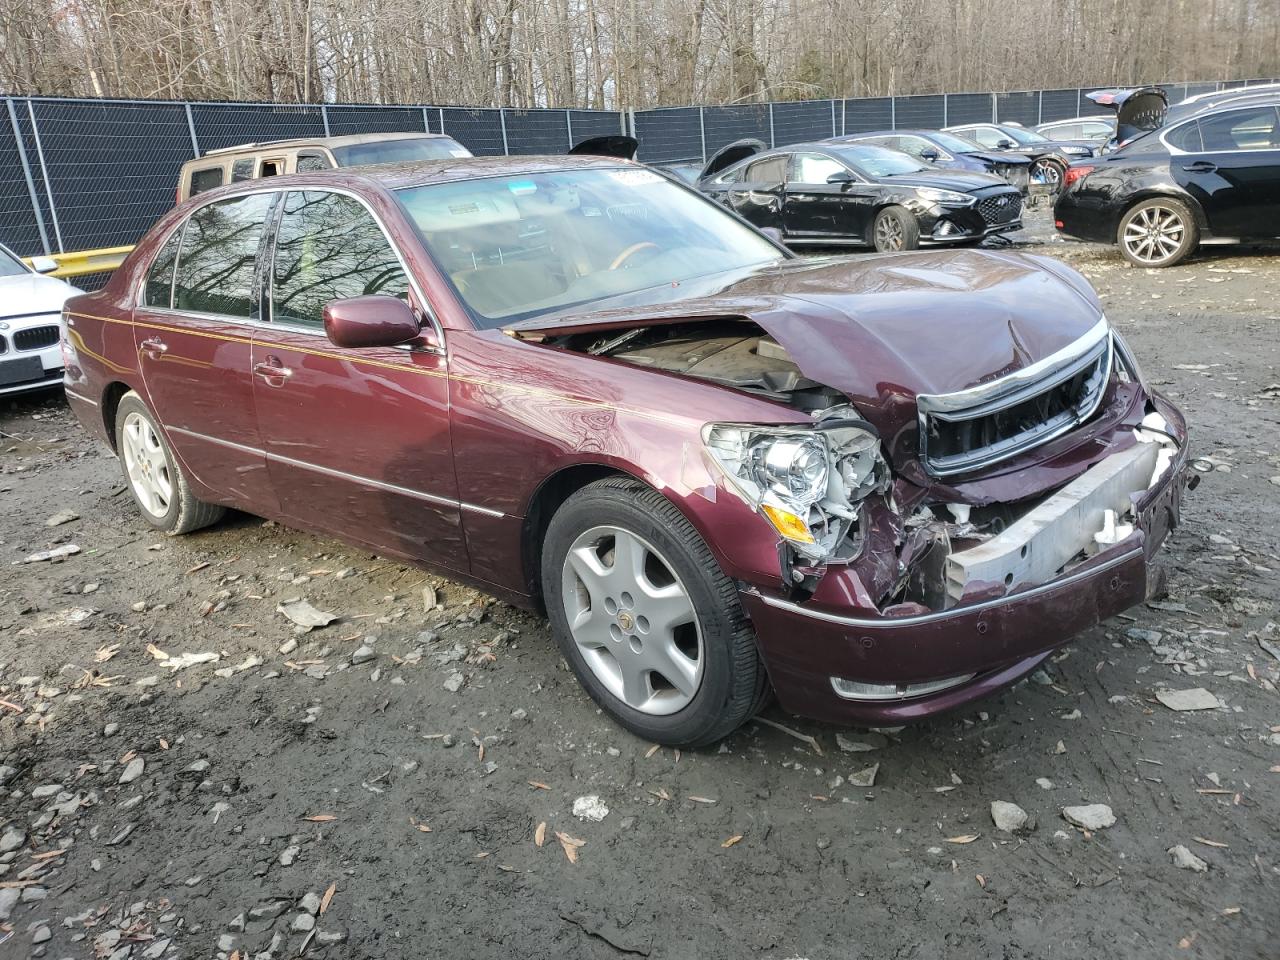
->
[607, 169, 663, 186]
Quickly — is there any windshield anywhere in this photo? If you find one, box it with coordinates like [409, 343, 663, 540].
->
[396, 168, 783, 326]
[831, 144, 927, 177]
[931, 131, 985, 153]
[1001, 126, 1049, 145]
[0, 246, 28, 277]
[332, 137, 472, 168]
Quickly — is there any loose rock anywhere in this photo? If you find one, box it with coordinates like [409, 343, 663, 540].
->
[1062, 804, 1116, 830]
[990, 800, 1030, 833]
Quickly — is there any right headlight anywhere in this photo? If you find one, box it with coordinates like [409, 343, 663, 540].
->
[702, 413, 890, 562]
[916, 187, 975, 206]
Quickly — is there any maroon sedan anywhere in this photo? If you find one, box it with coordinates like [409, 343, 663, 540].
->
[61, 156, 1191, 747]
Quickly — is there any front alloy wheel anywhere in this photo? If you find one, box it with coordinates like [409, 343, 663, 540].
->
[542, 477, 768, 747]
[562, 526, 703, 715]
[1117, 198, 1199, 267]
[872, 206, 920, 252]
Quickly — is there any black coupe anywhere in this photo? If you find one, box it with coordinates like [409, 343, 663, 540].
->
[697, 141, 1023, 252]
[1054, 99, 1280, 267]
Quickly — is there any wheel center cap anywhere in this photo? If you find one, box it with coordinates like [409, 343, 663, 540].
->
[617, 611, 634, 632]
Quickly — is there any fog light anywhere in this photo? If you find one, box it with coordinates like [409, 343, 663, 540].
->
[932, 219, 959, 238]
[830, 673, 976, 701]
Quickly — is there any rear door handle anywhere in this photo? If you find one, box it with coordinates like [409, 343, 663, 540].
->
[253, 356, 292, 382]
[140, 337, 167, 359]
[1181, 160, 1217, 173]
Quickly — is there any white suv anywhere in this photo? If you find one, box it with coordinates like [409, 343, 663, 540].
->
[0, 244, 81, 396]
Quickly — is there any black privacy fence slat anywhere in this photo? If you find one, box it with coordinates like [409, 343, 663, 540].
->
[772, 101, 837, 145]
[326, 105, 431, 136]
[2, 79, 1275, 261]
[632, 108, 703, 164]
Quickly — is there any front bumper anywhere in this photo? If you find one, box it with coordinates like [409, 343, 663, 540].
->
[740, 415, 1189, 724]
[0, 342, 63, 396]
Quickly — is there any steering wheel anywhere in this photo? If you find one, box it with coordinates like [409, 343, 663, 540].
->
[609, 241, 660, 271]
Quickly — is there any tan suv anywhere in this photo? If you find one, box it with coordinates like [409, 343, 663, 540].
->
[176, 132, 473, 202]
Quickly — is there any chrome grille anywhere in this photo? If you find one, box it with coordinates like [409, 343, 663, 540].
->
[13, 325, 59, 351]
[977, 192, 1022, 225]
[917, 322, 1113, 477]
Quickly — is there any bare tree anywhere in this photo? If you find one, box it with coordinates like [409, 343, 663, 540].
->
[1, 0, 1275, 106]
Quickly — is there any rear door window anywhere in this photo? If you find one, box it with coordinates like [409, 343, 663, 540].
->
[1165, 121, 1203, 153]
[1198, 106, 1280, 151]
[295, 152, 332, 172]
[743, 156, 787, 184]
[1047, 123, 1082, 140]
[271, 191, 409, 329]
[143, 225, 184, 308]
[188, 167, 224, 196]
[231, 158, 256, 182]
[172, 193, 274, 318]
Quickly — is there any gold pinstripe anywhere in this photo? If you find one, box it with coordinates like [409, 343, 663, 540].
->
[66, 311, 686, 424]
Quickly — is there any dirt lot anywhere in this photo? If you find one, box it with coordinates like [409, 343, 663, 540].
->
[2, 206, 1278, 960]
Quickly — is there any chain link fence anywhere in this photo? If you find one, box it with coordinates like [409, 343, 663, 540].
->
[1, 80, 1272, 263]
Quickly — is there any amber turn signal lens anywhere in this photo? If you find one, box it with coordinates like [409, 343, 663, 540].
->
[761, 504, 816, 544]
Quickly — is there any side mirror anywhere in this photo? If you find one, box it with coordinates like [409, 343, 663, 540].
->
[919, 148, 940, 162]
[30, 255, 58, 275]
[997, 139, 1015, 149]
[323, 296, 424, 349]
[825, 170, 854, 186]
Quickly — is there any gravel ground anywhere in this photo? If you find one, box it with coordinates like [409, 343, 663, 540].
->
[1, 206, 1278, 960]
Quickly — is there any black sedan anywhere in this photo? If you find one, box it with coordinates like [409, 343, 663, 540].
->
[944, 123, 1096, 188]
[697, 141, 1023, 251]
[1054, 100, 1280, 267]
[830, 130, 1031, 192]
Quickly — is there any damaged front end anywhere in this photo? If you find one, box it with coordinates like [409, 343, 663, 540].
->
[509, 275, 1190, 720]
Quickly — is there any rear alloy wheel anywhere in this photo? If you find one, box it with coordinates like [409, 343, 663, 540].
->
[1030, 157, 1065, 191]
[1117, 198, 1199, 268]
[872, 206, 920, 252]
[114, 391, 225, 534]
[542, 478, 768, 747]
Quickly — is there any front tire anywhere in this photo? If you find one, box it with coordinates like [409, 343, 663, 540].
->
[542, 478, 767, 748]
[1117, 198, 1199, 267]
[872, 206, 920, 252]
[115, 391, 225, 534]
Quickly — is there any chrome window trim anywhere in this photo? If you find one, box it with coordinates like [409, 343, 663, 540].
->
[165, 426, 503, 517]
[135, 183, 447, 352]
[1160, 104, 1280, 156]
[747, 547, 1141, 628]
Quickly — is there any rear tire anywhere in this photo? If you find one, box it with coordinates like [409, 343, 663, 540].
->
[542, 477, 768, 748]
[1031, 157, 1065, 191]
[1117, 197, 1199, 268]
[872, 206, 920, 252]
[114, 391, 225, 535]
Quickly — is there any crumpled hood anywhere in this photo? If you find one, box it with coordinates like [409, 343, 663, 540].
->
[957, 149, 1033, 166]
[0, 272, 81, 320]
[508, 249, 1105, 446]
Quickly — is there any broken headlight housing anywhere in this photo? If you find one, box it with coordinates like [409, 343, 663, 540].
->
[702, 411, 890, 562]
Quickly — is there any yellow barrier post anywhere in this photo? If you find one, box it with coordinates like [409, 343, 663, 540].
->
[22, 245, 135, 280]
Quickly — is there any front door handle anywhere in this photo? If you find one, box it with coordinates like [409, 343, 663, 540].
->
[253, 356, 292, 383]
[1181, 160, 1217, 173]
[140, 337, 168, 359]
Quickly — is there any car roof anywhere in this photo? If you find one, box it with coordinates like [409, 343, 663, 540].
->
[1039, 116, 1113, 125]
[202, 131, 456, 157]
[836, 129, 938, 139]
[182, 154, 643, 198]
